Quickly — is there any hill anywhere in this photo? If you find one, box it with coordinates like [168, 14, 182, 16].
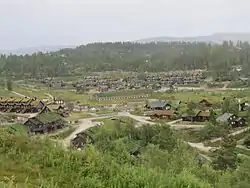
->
[137, 33, 250, 43]
[1, 39, 250, 78]
[0, 45, 76, 55]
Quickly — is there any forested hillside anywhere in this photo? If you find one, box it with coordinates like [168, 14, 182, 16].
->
[1, 41, 250, 78]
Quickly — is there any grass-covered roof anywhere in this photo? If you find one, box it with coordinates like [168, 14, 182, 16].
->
[35, 112, 61, 124]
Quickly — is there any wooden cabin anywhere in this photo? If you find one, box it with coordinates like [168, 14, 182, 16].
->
[216, 113, 246, 128]
[145, 101, 171, 111]
[198, 99, 213, 107]
[240, 101, 250, 111]
[24, 112, 65, 134]
[182, 110, 210, 122]
[0, 97, 41, 113]
[146, 110, 176, 119]
[71, 132, 95, 149]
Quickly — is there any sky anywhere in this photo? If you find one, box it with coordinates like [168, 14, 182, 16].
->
[0, 0, 249, 49]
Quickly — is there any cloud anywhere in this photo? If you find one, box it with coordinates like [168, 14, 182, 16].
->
[0, 0, 249, 49]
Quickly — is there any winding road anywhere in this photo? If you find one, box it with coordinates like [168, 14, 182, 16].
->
[63, 112, 206, 147]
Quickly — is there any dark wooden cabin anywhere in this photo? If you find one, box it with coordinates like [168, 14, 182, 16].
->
[146, 110, 176, 119]
[24, 112, 64, 134]
[240, 102, 250, 111]
[198, 99, 212, 107]
[145, 101, 171, 111]
[216, 113, 246, 128]
[71, 132, 95, 149]
[182, 110, 210, 122]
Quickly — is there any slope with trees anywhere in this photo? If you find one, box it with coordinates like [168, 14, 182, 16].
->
[1, 41, 250, 80]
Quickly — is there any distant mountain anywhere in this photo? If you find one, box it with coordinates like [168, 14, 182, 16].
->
[0, 45, 76, 55]
[136, 33, 250, 43]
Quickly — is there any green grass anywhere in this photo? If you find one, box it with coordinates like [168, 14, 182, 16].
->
[151, 89, 250, 103]
[95, 110, 118, 115]
[234, 147, 250, 156]
[49, 89, 95, 104]
[50, 126, 76, 139]
[181, 129, 203, 143]
[6, 124, 27, 136]
[0, 87, 16, 98]
[66, 112, 93, 121]
[13, 85, 48, 99]
[97, 89, 152, 97]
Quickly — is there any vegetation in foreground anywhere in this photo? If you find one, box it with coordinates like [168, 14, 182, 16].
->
[1, 119, 250, 188]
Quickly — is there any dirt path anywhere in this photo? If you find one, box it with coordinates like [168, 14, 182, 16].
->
[62, 113, 209, 147]
[63, 119, 99, 148]
[187, 142, 215, 153]
[188, 127, 250, 152]
[11, 91, 30, 98]
[45, 93, 54, 100]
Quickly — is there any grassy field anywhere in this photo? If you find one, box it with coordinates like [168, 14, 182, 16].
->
[181, 129, 203, 143]
[97, 89, 152, 97]
[0, 87, 16, 98]
[14, 85, 49, 99]
[10, 82, 250, 108]
[65, 112, 94, 121]
[151, 89, 250, 103]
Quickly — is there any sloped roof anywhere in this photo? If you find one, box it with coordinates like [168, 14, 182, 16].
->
[48, 104, 62, 110]
[35, 112, 61, 124]
[199, 99, 212, 105]
[169, 100, 181, 109]
[235, 117, 244, 122]
[147, 110, 175, 116]
[216, 113, 234, 122]
[147, 101, 168, 108]
[196, 111, 210, 117]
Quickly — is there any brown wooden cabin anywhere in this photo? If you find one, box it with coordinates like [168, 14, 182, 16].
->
[71, 132, 95, 149]
[195, 111, 210, 122]
[216, 113, 246, 128]
[182, 110, 210, 122]
[145, 101, 171, 111]
[39, 106, 51, 114]
[0, 97, 40, 113]
[240, 101, 250, 111]
[47, 104, 69, 117]
[146, 110, 176, 119]
[24, 112, 65, 134]
[198, 99, 212, 107]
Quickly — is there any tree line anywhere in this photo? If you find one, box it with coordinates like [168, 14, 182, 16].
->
[1, 41, 250, 79]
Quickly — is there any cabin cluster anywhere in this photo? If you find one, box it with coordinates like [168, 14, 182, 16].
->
[143, 74, 206, 86]
[41, 78, 66, 88]
[72, 71, 206, 93]
[145, 98, 246, 128]
[145, 100, 181, 119]
[0, 96, 70, 134]
[22, 99, 69, 134]
[0, 97, 45, 113]
[93, 93, 150, 101]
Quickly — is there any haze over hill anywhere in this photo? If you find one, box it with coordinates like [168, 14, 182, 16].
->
[137, 33, 250, 43]
[2, 33, 250, 55]
[0, 45, 76, 55]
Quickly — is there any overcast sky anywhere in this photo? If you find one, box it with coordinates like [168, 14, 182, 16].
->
[0, 0, 249, 49]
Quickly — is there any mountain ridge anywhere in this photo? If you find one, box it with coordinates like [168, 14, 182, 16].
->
[0, 45, 76, 55]
[136, 33, 250, 43]
[2, 33, 250, 54]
